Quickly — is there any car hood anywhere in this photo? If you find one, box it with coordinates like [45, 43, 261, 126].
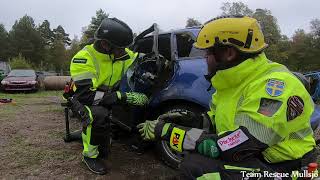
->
[3, 76, 36, 82]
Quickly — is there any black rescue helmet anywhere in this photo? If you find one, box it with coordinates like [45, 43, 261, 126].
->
[94, 18, 133, 48]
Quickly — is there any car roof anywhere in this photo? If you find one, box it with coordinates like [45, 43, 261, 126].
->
[146, 26, 201, 37]
[12, 69, 35, 71]
[304, 71, 320, 76]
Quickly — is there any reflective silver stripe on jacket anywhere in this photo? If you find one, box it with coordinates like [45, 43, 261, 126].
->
[235, 113, 283, 146]
[83, 46, 100, 80]
[288, 127, 313, 140]
[72, 72, 96, 81]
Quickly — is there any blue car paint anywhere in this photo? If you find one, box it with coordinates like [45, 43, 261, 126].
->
[311, 104, 320, 130]
[148, 58, 214, 109]
[305, 71, 320, 129]
[305, 71, 320, 102]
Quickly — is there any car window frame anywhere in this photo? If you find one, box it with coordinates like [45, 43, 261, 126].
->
[172, 31, 205, 61]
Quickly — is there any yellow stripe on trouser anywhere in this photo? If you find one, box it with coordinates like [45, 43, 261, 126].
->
[82, 106, 99, 158]
[197, 172, 221, 180]
[196, 166, 259, 180]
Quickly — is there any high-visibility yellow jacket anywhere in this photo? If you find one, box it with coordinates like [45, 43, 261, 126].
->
[207, 53, 315, 163]
[70, 44, 137, 105]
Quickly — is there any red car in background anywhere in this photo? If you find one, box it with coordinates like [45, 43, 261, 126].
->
[1, 69, 39, 92]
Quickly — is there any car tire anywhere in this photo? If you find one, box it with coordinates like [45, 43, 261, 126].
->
[156, 104, 205, 169]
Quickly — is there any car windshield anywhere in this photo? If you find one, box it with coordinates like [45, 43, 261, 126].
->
[0, 63, 6, 70]
[8, 70, 36, 77]
[0, 62, 10, 73]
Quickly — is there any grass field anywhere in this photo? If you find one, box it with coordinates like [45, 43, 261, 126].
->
[0, 90, 176, 179]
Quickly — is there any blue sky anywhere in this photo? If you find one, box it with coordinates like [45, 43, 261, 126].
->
[0, 0, 319, 39]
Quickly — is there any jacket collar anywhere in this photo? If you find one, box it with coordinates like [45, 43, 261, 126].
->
[211, 53, 268, 90]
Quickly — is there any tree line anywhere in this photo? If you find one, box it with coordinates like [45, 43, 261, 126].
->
[0, 3, 319, 73]
[0, 9, 108, 73]
[186, 2, 320, 72]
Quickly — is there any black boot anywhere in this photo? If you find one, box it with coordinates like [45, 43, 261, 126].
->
[97, 143, 109, 160]
[82, 156, 107, 175]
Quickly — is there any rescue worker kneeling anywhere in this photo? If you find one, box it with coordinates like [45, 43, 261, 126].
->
[137, 16, 317, 179]
[69, 18, 148, 175]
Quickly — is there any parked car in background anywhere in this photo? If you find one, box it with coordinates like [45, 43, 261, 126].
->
[305, 71, 320, 103]
[0, 61, 11, 81]
[1, 69, 39, 92]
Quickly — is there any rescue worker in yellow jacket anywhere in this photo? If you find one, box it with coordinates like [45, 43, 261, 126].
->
[137, 16, 316, 179]
[70, 18, 148, 175]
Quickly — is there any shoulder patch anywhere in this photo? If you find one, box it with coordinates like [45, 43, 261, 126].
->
[266, 79, 285, 97]
[287, 96, 304, 121]
[258, 98, 282, 117]
[72, 58, 87, 64]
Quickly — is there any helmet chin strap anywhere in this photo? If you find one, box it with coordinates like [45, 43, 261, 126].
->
[105, 47, 114, 55]
[215, 58, 244, 71]
[93, 40, 115, 55]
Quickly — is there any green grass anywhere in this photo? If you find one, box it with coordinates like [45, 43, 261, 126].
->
[0, 90, 64, 118]
[0, 103, 19, 119]
[47, 130, 65, 139]
[7, 134, 76, 169]
[0, 90, 63, 100]
[39, 104, 64, 113]
[0, 90, 63, 105]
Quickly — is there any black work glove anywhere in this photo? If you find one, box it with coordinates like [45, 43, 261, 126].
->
[217, 126, 268, 162]
[68, 97, 91, 128]
[99, 92, 119, 107]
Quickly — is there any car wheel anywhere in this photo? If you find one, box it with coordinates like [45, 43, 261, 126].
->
[156, 104, 205, 169]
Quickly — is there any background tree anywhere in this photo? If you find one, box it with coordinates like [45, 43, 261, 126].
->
[8, 15, 45, 67]
[9, 54, 32, 69]
[220, 2, 253, 16]
[0, 24, 9, 60]
[83, 9, 109, 40]
[37, 20, 54, 70]
[45, 25, 71, 72]
[287, 29, 311, 71]
[38, 20, 54, 46]
[186, 18, 202, 27]
[310, 18, 320, 37]
[53, 25, 71, 46]
[253, 9, 281, 45]
[63, 36, 81, 69]
[310, 18, 320, 49]
[49, 39, 67, 72]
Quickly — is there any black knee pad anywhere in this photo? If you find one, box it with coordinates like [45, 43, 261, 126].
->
[90, 106, 110, 145]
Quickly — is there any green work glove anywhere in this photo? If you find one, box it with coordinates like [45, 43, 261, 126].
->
[137, 120, 159, 140]
[157, 111, 187, 121]
[123, 92, 149, 106]
[136, 112, 186, 141]
[197, 138, 220, 159]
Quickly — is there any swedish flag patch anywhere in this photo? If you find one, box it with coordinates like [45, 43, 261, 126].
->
[266, 79, 284, 97]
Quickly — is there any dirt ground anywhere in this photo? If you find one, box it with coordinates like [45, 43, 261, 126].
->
[0, 91, 177, 179]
